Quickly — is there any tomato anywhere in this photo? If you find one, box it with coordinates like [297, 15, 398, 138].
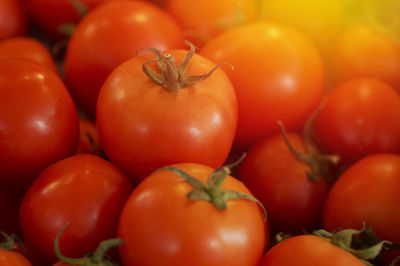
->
[0, 59, 78, 189]
[201, 22, 325, 150]
[313, 78, 400, 164]
[0, 37, 58, 73]
[96, 45, 237, 183]
[0, 0, 26, 40]
[165, 0, 259, 47]
[19, 154, 133, 264]
[118, 163, 266, 266]
[259, 0, 344, 55]
[330, 24, 400, 90]
[0, 249, 31, 266]
[237, 132, 328, 234]
[75, 118, 101, 155]
[25, 0, 113, 39]
[323, 154, 400, 244]
[64, 0, 184, 117]
[260, 235, 365, 266]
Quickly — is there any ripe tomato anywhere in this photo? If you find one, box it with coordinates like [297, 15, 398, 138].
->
[0, 0, 26, 40]
[165, 0, 259, 47]
[0, 249, 31, 266]
[25, 0, 112, 39]
[0, 37, 58, 73]
[330, 24, 400, 90]
[97, 46, 237, 183]
[323, 154, 400, 244]
[64, 0, 184, 117]
[75, 118, 101, 155]
[259, 0, 344, 55]
[237, 132, 328, 234]
[118, 163, 266, 266]
[313, 78, 400, 164]
[260, 235, 365, 266]
[19, 154, 133, 264]
[201, 22, 325, 150]
[0, 59, 78, 189]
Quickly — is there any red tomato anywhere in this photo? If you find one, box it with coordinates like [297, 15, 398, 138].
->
[165, 0, 259, 47]
[260, 235, 365, 266]
[25, 0, 112, 39]
[330, 24, 400, 90]
[75, 118, 101, 155]
[237, 132, 328, 233]
[201, 22, 325, 150]
[0, 249, 31, 266]
[0, 0, 26, 40]
[64, 0, 184, 117]
[313, 78, 400, 164]
[96, 47, 237, 183]
[0, 59, 78, 189]
[118, 163, 266, 266]
[19, 154, 133, 264]
[323, 154, 400, 244]
[0, 37, 58, 73]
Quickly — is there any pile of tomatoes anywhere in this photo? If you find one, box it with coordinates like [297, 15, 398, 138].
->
[1, 0, 400, 265]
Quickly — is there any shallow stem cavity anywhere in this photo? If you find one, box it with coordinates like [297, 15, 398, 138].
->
[140, 40, 232, 91]
[155, 159, 266, 221]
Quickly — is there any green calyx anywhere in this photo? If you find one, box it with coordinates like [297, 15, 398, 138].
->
[0, 232, 20, 251]
[140, 40, 232, 91]
[313, 223, 392, 265]
[155, 156, 267, 221]
[54, 222, 122, 266]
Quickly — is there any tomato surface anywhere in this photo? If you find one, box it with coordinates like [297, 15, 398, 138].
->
[260, 235, 364, 266]
[64, 0, 185, 117]
[259, 0, 344, 55]
[200, 22, 325, 150]
[19, 154, 133, 264]
[118, 163, 266, 266]
[313, 78, 400, 164]
[237, 133, 328, 234]
[165, 0, 259, 47]
[323, 154, 400, 243]
[96, 48, 237, 183]
[0, 59, 78, 189]
[330, 24, 400, 90]
[0, 0, 26, 40]
[0, 37, 58, 73]
[0, 249, 31, 266]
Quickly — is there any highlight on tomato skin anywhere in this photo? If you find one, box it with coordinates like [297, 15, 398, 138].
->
[200, 22, 325, 150]
[64, 0, 185, 118]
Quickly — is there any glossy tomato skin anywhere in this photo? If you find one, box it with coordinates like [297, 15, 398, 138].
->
[118, 163, 266, 266]
[166, 0, 259, 47]
[201, 22, 325, 150]
[0, 59, 78, 189]
[97, 50, 237, 183]
[0, 37, 58, 73]
[19, 154, 133, 264]
[237, 133, 328, 234]
[313, 78, 400, 164]
[323, 154, 400, 243]
[26, 0, 112, 39]
[260, 235, 364, 266]
[64, 0, 185, 118]
[331, 24, 400, 90]
[0, 249, 31, 266]
[0, 0, 26, 40]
